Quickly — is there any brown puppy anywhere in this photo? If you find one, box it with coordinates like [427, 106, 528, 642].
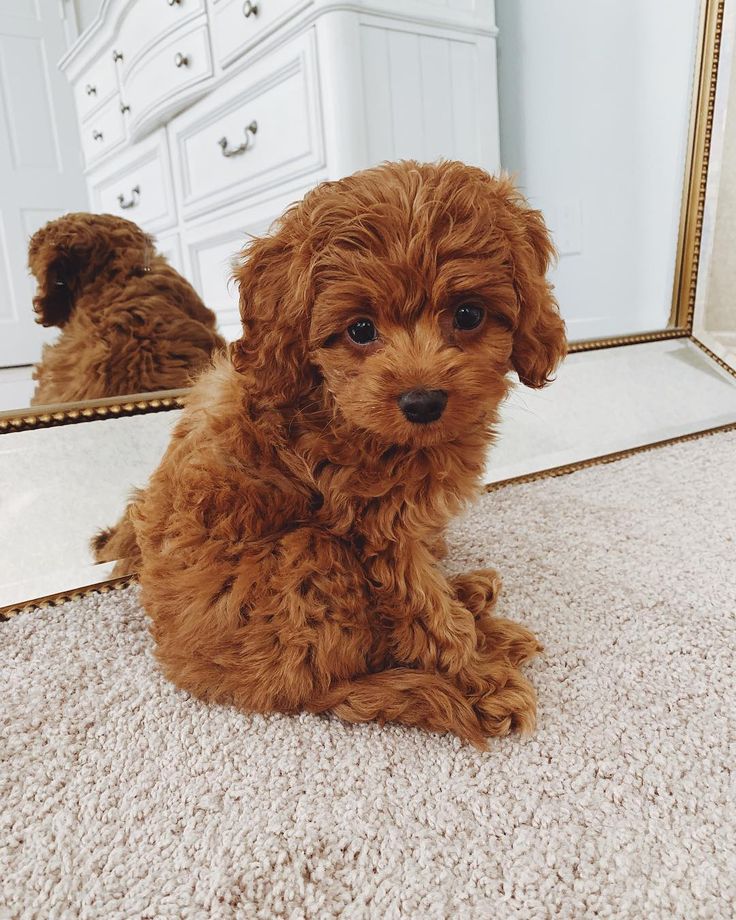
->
[28, 213, 225, 406]
[131, 161, 567, 748]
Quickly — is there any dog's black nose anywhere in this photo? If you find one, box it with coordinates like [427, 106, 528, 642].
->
[398, 388, 448, 424]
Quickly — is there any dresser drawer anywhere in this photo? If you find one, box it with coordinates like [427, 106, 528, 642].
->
[211, 0, 307, 69]
[80, 95, 126, 168]
[87, 131, 177, 234]
[182, 201, 287, 341]
[124, 22, 213, 140]
[74, 50, 118, 122]
[118, 0, 206, 76]
[155, 232, 184, 275]
[187, 232, 245, 341]
[170, 29, 324, 220]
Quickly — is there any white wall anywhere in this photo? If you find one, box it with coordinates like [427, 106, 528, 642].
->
[495, 0, 701, 341]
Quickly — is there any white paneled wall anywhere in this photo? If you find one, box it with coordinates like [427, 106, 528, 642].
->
[361, 26, 497, 167]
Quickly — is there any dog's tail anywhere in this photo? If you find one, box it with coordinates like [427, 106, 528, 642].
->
[307, 668, 489, 749]
[90, 495, 143, 575]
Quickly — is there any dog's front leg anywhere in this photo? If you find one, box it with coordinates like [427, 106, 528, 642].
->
[449, 569, 543, 667]
[371, 544, 478, 678]
[369, 543, 539, 729]
[374, 550, 539, 736]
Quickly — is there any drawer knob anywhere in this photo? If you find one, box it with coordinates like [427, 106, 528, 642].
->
[243, 1, 259, 17]
[85, 84, 97, 96]
[168, 0, 182, 5]
[112, 49, 123, 62]
[218, 120, 258, 158]
[118, 186, 140, 210]
[174, 52, 189, 68]
[120, 102, 131, 114]
[92, 130, 104, 141]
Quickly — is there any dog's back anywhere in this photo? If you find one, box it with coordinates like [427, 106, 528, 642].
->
[28, 212, 225, 405]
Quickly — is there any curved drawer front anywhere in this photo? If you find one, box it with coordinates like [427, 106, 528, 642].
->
[117, 0, 206, 76]
[124, 22, 213, 139]
[171, 29, 323, 219]
[155, 232, 183, 274]
[182, 199, 288, 341]
[88, 132, 176, 234]
[189, 231, 246, 341]
[74, 50, 118, 122]
[80, 95, 126, 168]
[211, 0, 305, 69]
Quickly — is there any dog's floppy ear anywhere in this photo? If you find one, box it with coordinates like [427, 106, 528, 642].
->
[500, 184, 567, 388]
[230, 208, 317, 405]
[28, 215, 115, 328]
[29, 257, 74, 328]
[27, 229, 79, 328]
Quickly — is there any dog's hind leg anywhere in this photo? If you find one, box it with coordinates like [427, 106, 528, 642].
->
[307, 667, 490, 749]
[473, 615, 543, 668]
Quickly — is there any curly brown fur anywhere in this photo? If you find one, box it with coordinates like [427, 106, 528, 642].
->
[128, 161, 566, 748]
[28, 212, 225, 406]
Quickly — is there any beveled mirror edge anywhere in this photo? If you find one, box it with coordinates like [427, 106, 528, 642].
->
[4, 407, 736, 620]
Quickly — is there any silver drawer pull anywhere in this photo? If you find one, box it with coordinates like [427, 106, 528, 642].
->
[112, 49, 123, 62]
[120, 102, 131, 114]
[92, 130, 104, 141]
[118, 186, 140, 210]
[85, 84, 97, 96]
[243, 1, 259, 17]
[174, 52, 189, 68]
[218, 120, 258, 157]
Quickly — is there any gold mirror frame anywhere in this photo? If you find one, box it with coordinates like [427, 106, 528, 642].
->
[567, 0, 724, 356]
[1, 0, 731, 617]
[0, 388, 187, 434]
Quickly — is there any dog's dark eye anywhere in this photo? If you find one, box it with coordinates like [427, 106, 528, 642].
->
[347, 318, 377, 345]
[454, 304, 484, 331]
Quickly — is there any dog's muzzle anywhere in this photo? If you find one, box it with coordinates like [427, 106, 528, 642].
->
[398, 388, 448, 424]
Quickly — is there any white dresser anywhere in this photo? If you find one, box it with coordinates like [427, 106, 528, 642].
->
[60, 0, 500, 340]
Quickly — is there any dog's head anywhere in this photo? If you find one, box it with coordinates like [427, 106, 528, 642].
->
[233, 161, 566, 446]
[28, 212, 155, 327]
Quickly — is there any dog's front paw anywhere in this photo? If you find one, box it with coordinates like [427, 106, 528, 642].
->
[472, 665, 537, 737]
[450, 568, 503, 618]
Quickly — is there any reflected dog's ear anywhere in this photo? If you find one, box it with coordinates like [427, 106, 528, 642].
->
[27, 213, 152, 328]
[30, 261, 74, 328]
[230, 205, 318, 405]
[27, 233, 78, 328]
[498, 181, 568, 388]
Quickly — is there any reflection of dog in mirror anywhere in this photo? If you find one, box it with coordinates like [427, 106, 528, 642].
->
[28, 212, 225, 406]
[121, 161, 567, 747]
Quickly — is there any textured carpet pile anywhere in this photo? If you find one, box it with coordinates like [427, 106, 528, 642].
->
[2, 431, 736, 919]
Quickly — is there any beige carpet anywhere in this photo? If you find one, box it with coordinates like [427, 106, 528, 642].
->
[3, 430, 735, 919]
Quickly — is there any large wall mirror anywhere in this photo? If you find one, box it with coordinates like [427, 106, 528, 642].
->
[2, 0, 734, 614]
